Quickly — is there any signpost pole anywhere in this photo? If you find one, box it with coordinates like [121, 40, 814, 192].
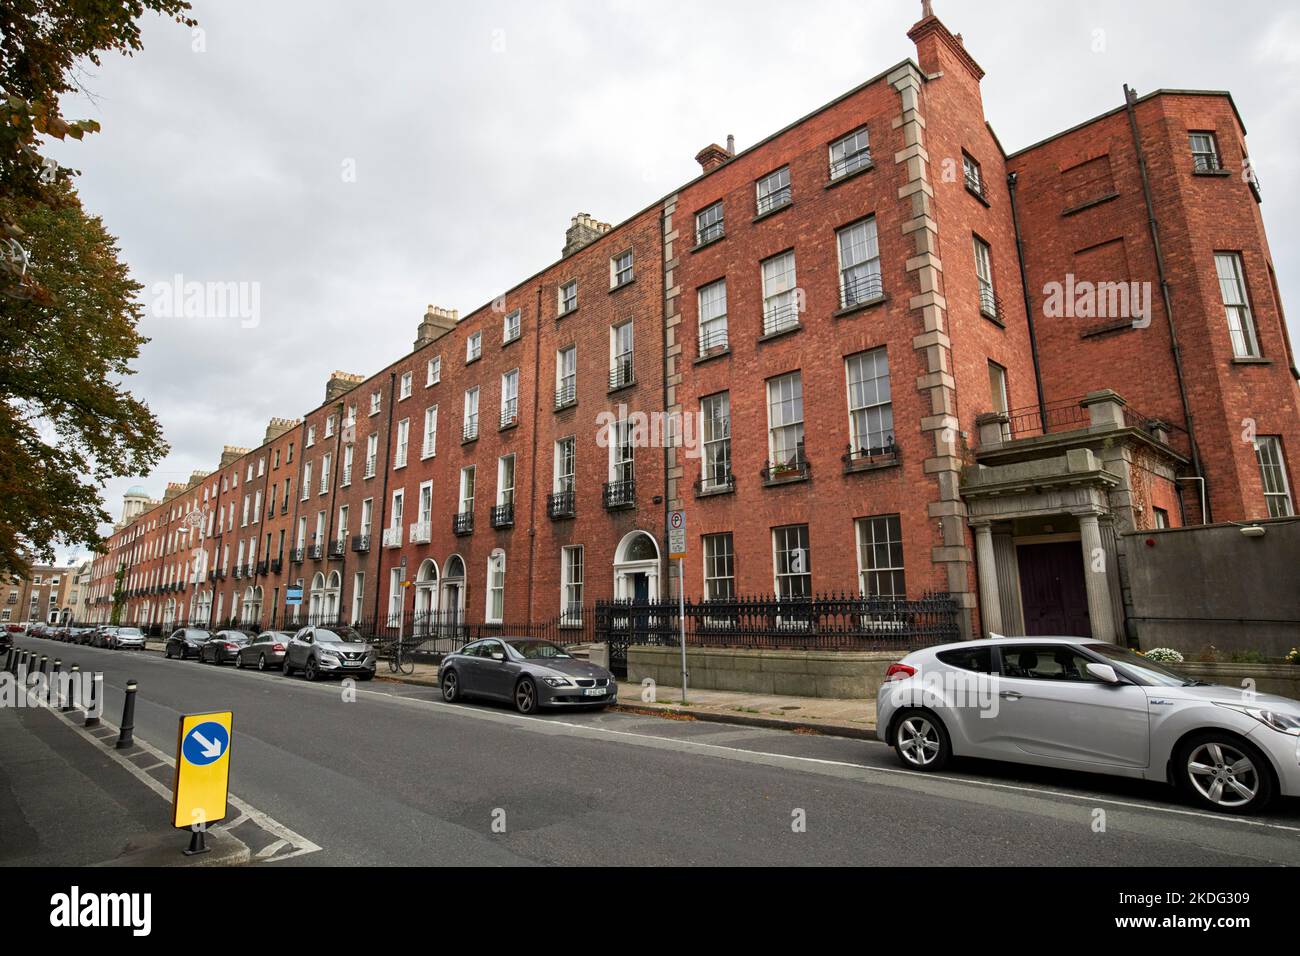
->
[677, 556, 688, 705]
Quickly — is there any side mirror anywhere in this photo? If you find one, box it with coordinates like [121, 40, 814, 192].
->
[490, 651, 505, 662]
[1085, 662, 1121, 684]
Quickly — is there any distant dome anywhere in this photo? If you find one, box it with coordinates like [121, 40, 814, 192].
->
[125, 485, 148, 498]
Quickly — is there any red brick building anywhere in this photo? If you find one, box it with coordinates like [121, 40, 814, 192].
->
[87, 9, 1298, 646]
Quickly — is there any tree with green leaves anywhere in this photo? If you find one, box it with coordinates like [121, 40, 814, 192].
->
[0, 1, 194, 576]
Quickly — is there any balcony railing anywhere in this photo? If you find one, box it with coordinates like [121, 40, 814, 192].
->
[382, 527, 402, 549]
[843, 438, 900, 470]
[603, 478, 636, 510]
[453, 511, 474, 536]
[829, 147, 872, 180]
[840, 272, 884, 310]
[256, 559, 269, 576]
[1192, 153, 1223, 173]
[270, 558, 283, 574]
[978, 286, 1003, 321]
[462, 417, 479, 442]
[761, 456, 811, 485]
[490, 503, 514, 529]
[233, 565, 244, 580]
[555, 381, 576, 410]
[500, 402, 518, 429]
[290, 547, 305, 564]
[307, 544, 323, 560]
[698, 324, 729, 357]
[756, 185, 791, 216]
[351, 534, 371, 553]
[695, 219, 725, 245]
[409, 520, 432, 544]
[964, 171, 987, 201]
[694, 470, 735, 495]
[547, 490, 575, 519]
[364, 457, 376, 479]
[328, 539, 346, 559]
[762, 300, 800, 336]
[609, 361, 635, 391]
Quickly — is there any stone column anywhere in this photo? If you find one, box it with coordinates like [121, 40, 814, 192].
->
[971, 521, 1002, 637]
[1076, 510, 1118, 642]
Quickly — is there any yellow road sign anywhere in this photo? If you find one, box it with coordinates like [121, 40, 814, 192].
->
[171, 711, 233, 830]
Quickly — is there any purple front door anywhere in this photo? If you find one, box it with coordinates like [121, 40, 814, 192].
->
[1016, 541, 1092, 637]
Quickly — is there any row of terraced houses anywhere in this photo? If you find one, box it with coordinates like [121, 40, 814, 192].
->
[84, 11, 1299, 652]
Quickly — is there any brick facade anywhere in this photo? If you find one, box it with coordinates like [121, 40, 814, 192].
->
[85, 11, 1298, 642]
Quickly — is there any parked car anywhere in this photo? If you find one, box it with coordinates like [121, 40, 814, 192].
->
[164, 627, 211, 660]
[235, 630, 293, 671]
[89, 626, 117, 647]
[200, 630, 252, 665]
[877, 636, 1300, 815]
[282, 625, 376, 681]
[438, 637, 617, 714]
[70, 626, 94, 645]
[113, 627, 146, 650]
[0, 627, 12, 651]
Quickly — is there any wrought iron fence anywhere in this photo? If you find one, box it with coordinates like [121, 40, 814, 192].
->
[595, 591, 960, 676]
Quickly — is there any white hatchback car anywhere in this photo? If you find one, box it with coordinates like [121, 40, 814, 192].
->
[877, 637, 1300, 814]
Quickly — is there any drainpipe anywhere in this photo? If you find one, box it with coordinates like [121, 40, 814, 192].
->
[321, 399, 345, 621]
[1123, 83, 1210, 522]
[524, 284, 543, 620]
[371, 371, 398, 627]
[1006, 170, 1048, 428]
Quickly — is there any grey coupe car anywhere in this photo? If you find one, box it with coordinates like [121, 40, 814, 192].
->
[235, 630, 294, 671]
[438, 638, 617, 714]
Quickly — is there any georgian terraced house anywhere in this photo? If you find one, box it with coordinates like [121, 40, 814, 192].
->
[85, 9, 1298, 647]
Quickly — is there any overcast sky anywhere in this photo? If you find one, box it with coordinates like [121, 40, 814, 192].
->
[49, 0, 1300, 563]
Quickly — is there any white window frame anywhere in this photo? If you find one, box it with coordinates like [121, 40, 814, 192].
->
[422, 405, 438, 459]
[761, 250, 798, 335]
[394, 419, 410, 468]
[700, 392, 732, 491]
[855, 515, 905, 600]
[500, 369, 519, 427]
[1215, 252, 1260, 358]
[463, 387, 479, 441]
[399, 371, 413, 400]
[503, 309, 521, 343]
[697, 279, 728, 356]
[558, 280, 578, 315]
[772, 524, 811, 601]
[829, 127, 871, 179]
[695, 201, 724, 245]
[611, 249, 634, 288]
[974, 235, 996, 318]
[426, 355, 441, 386]
[1255, 436, 1294, 517]
[467, 331, 482, 364]
[561, 545, 584, 623]
[837, 219, 881, 308]
[845, 348, 893, 458]
[755, 166, 791, 215]
[766, 372, 805, 469]
[486, 550, 505, 624]
[556, 345, 577, 407]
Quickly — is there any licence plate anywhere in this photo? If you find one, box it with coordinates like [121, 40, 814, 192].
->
[583, 687, 607, 697]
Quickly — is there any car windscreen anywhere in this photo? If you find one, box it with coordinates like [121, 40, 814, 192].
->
[1084, 643, 1192, 687]
[316, 628, 364, 643]
[118, 629, 142, 636]
[506, 640, 572, 660]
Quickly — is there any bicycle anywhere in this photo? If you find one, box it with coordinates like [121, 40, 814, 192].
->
[387, 636, 415, 676]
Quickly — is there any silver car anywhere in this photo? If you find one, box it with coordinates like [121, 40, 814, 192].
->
[438, 637, 617, 714]
[113, 627, 146, 649]
[282, 625, 376, 681]
[877, 636, 1300, 814]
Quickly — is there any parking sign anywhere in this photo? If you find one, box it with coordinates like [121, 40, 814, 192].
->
[668, 510, 687, 558]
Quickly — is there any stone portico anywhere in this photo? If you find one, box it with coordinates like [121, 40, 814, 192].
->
[961, 390, 1186, 642]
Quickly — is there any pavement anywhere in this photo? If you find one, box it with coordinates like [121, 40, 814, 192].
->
[0, 694, 249, 867]
[6, 633, 1300, 867]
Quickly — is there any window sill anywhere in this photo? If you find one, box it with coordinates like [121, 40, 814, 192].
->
[1079, 319, 1137, 340]
[1231, 356, 1271, 365]
[694, 346, 731, 365]
[824, 163, 875, 190]
[1192, 168, 1231, 178]
[1061, 191, 1120, 217]
[695, 483, 735, 499]
[980, 309, 1006, 329]
[761, 472, 810, 488]
[752, 200, 793, 224]
[689, 233, 725, 253]
[608, 381, 637, 395]
[843, 457, 901, 476]
[502, 334, 521, 349]
[758, 323, 803, 344]
[609, 277, 636, 293]
[833, 294, 889, 319]
[420, 452, 436, 461]
[554, 400, 578, 413]
[965, 183, 990, 207]
[499, 420, 519, 433]
[465, 355, 481, 367]
[461, 435, 479, 446]
[556, 306, 578, 321]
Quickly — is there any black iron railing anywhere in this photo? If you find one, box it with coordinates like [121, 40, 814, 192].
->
[964, 170, 987, 201]
[453, 511, 474, 536]
[979, 286, 1003, 320]
[829, 147, 872, 180]
[307, 544, 323, 560]
[698, 324, 729, 356]
[500, 402, 518, 429]
[548, 490, 575, 519]
[762, 300, 800, 336]
[555, 382, 576, 409]
[603, 479, 635, 510]
[609, 361, 635, 390]
[756, 184, 791, 215]
[840, 272, 884, 309]
[490, 503, 514, 529]
[844, 439, 899, 469]
[595, 592, 960, 677]
[290, 548, 305, 564]
[695, 470, 735, 495]
[256, 559, 269, 576]
[761, 456, 810, 484]
[462, 417, 478, 442]
[1192, 153, 1223, 173]
[328, 539, 346, 559]
[695, 219, 725, 246]
[271, 558, 283, 574]
[351, 534, 370, 553]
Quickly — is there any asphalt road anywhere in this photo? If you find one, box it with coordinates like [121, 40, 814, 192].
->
[11, 635, 1300, 866]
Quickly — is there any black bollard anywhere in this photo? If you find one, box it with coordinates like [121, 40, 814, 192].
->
[40, 655, 49, 677]
[85, 672, 103, 728]
[62, 664, 78, 713]
[4, 646, 13, 673]
[115, 680, 138, 749]
[183, 828, 210, 857]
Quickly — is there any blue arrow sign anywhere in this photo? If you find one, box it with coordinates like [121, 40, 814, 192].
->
[182, 721, 230, 766]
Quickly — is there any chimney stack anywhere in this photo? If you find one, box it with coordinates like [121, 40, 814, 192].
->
[219, 445, 249, 468]
[263, 417, 300, 444]
[414, 304, 458, 350]
[324, 370, 365, 403]
[694, 137, 735, 173]
[562, 213, 611, 258]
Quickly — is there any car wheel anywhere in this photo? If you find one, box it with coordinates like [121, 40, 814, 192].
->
[514, 677, 538, 715]
[235, 654, 245, 669]
[303, 658, 319, 682]
[165, 646, 174, 660]
[891, 708, 951, 771]
[257, 654, 268, 672]
[441, 669, 460, 703]
[1177, 733, 1275, 814]
[282, 658, 295, 676]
